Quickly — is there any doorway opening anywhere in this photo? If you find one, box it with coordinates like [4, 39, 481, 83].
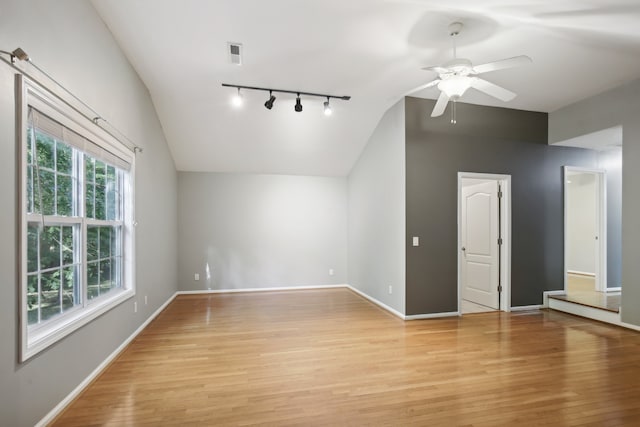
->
[564, 167, 607, 292]
[457, 172, 511, 314]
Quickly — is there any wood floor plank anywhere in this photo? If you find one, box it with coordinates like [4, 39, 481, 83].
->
[52, 289, 640, 426]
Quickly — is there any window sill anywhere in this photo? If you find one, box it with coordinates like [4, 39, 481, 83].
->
[23, 288, 135, 361]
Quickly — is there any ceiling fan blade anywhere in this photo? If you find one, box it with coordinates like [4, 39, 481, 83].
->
[471, 78, 517, 102]
[431, 91, 450, 117]
[422, 66, 449, 74]
[472, 55, 532, 74]
[401, 79, 441, 98]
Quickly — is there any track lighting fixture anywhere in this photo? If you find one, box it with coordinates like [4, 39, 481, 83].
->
[222, 83, 350, 115]
[264, 91, 276, 110]
[231, 87, 243, 107]
[323, 97, 332, 116]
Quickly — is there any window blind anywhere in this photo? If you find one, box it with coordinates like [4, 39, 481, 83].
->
[28, 107, 131, 171]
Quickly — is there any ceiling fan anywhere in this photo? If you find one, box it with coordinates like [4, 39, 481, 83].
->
[408, 22, 532, 122]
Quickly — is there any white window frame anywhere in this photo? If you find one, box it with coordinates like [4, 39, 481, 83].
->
[18, 75, 136, 362]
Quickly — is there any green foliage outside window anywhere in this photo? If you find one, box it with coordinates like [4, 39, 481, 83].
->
[26, 125, 123, 326]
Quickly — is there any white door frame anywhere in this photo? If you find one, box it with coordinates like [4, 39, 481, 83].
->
[563, 166, 607, 292]
[457, 172, 512, 313]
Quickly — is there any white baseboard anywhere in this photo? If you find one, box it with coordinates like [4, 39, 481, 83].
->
[345, 285, 405, 319]
[36, 292, 177, 427]
[345, 286, 460, 321]
[182, 284, 463, 323]
[548, 298, 620, 325]
[547, 296, 640, 332]
[542, 290, 566, 308]
[510, 305, 543, 312]
[619, 321, 640, 332]
[606, 287, 622, 292]
[176, 284, 348, 295]
[404, 311, 460, 320]
[184, 283, 457, 322]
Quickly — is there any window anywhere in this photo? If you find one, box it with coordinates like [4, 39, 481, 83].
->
[19, 77, 135, 361]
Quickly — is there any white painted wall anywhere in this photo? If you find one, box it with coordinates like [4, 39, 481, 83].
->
[566, 173, 597, 275]
[348, 100, 406, 314]
[550, 78, 640, 325]
[177, 173, 348, 290]
[0, 2, 178, 425]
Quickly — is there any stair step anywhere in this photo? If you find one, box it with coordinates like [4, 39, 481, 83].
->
[548, 296, 620, 325]
[548, 294, 619, 313]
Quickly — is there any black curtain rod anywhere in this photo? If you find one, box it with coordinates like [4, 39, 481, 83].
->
[221, 83, 351, 100]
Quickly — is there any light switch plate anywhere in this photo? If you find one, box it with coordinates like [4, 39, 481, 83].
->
[412, 236, 419, 246]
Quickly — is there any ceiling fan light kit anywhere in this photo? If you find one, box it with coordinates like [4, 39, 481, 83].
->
[408, 21, 532, 123]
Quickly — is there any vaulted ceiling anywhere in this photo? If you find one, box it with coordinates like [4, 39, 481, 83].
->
[92, 0, 640, 176]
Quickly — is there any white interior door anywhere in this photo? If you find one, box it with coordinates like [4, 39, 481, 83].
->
[563, 167, 607, 291]
[461, 181, 500, 309]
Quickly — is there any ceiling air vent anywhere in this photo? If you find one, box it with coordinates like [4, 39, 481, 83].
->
[228, 42, 243, 65]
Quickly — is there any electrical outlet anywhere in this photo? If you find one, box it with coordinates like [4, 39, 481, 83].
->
[134, 301, 138, 313]
[194, 273, 200, 281]
[144, 295, 148, 305]
[388, 286, 393, 294]
[329, 269, 334, 276]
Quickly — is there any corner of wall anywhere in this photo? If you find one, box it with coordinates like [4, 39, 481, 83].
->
[347, 100, 407, 315]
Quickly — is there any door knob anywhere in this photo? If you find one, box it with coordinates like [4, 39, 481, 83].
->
[461, 247, 466, 251]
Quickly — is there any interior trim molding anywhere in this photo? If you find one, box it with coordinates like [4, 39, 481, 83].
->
[345, 285, 405, 319]
[567, 270, 596, 277]
[404, 311, 460, 320]
[542, 290, 566, 308]
[548, 297, 619, 325]
[35, 292, 178, 427]
[547, 296, 640, 332]
[176, 284, 348, 295]
[510, 305, 543, 311]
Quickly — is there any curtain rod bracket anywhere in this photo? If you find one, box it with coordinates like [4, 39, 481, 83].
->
[1, 47, 140, 155]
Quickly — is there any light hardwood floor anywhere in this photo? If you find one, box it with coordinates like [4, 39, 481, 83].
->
[53, 289, 640, 426]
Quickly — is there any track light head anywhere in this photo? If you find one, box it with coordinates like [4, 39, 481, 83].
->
[294, 95, 303, 112]
[323, 97, 332, 116]
[231, 87, 243, 107]
[264, 92, 276, 110]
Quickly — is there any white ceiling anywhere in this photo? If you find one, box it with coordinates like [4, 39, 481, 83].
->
[91, 0, 640, 176]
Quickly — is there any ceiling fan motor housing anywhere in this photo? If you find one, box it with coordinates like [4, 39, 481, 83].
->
[442, 58, 474, 76]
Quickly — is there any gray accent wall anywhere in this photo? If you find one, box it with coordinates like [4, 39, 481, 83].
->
[404, 97, 601, 315]
[348, 100, 406, 314]
[0, 1, 178, 425]
[550, 79, 640, 326]
[177, 173, 348, 291]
